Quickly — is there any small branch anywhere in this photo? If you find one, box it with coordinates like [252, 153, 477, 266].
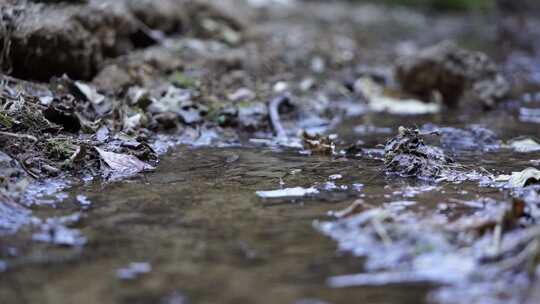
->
[268, 95, 288, 139]
[0, 131, 37, 142]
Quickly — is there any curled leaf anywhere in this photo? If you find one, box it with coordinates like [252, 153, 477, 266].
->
[95, 147, 154, 176]
[495, 167, 540, 188]
[508, 138, 540, 153]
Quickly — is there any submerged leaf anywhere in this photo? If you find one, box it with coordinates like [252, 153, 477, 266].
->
[496, 167, 540, 188]
[95, 147, 154, 175]
[256, 187, 319, 198]
[509, 138, 540, 153]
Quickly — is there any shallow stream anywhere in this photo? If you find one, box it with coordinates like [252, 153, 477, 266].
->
[2, 107, 540, 304]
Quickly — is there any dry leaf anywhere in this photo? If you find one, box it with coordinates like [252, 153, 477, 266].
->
[95, 147, 154, 175]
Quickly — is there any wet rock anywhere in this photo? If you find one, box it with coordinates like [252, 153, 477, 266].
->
[396, 41, 510, 108]
[384, 127, 451, 179]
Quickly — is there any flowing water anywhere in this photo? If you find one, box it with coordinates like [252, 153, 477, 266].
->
[2, 107, 540, 304]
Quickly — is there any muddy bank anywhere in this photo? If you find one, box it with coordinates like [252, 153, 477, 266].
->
[1, 0, 243, 81]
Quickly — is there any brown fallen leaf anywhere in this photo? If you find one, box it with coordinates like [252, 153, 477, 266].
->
[95, 147, 154, 175]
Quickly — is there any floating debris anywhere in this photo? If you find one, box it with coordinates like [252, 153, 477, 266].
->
[318, 194, 536, 304]
[329, 271, 437, 287]
[76, 195, 92, 208]
[495, 168, 540, 188]
[323, 181, 348, 191]
[302, 132, 336, 155]
[392, 185, 440, 198]
[117, 262, 152, 280]
[328, 174, 342, 180]
[508, 138, 540, 153]
[384, 127, 452, 179]
[256, 187, 319, 199]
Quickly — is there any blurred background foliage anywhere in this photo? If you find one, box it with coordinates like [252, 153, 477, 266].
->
[345, 0, 494, 11]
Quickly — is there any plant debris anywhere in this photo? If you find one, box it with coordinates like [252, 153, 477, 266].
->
[495, 167, 540, 188]
[96, 147, 155, 177]
[318, 193, 540, 304]
[508, 138, 540, 153]
[302, 132, 336, 155]
[117, 262, 152, 280]
[383, 127, 452, 179]
[256, 187, 319, 199]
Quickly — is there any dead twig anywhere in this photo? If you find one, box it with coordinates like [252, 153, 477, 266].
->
[268, 95, 288, 139]
[0, 131, 37, 142]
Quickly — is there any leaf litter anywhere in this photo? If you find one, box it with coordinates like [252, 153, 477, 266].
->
[317, 192, 540, 304]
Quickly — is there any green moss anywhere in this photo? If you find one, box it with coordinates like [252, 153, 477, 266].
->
[169, 71, 197, 89]
[0, 112, 13, 129]
[46, 138, 76, 160]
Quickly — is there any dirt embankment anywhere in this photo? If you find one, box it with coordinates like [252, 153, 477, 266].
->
[1, 0, 243, 81]
[0, 0, 249, 204]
